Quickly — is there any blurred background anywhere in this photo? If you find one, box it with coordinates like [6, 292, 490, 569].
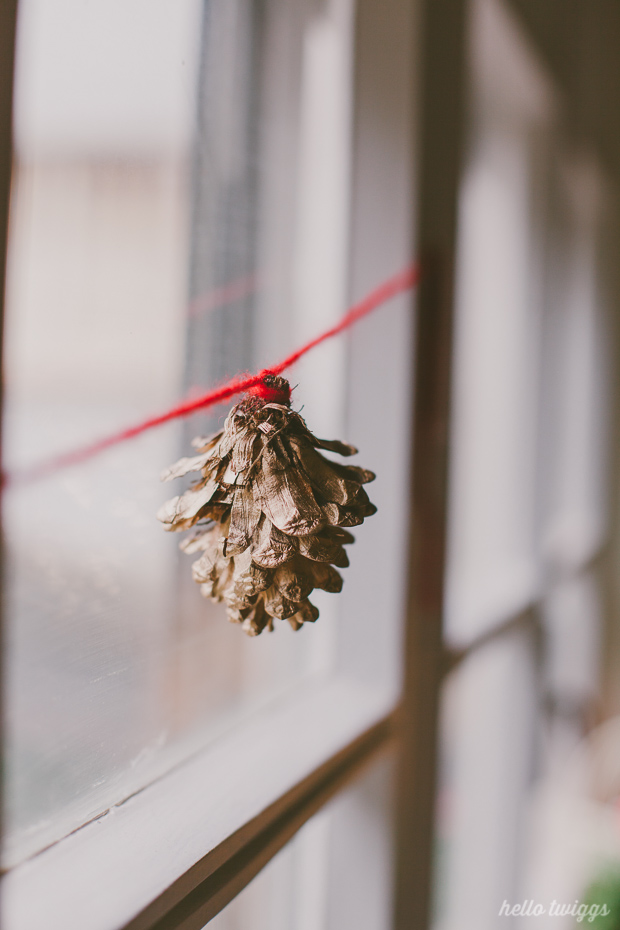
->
[3, 0, 620, 928]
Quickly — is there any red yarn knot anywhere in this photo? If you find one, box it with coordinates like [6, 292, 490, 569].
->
[247, 372, 292, 405]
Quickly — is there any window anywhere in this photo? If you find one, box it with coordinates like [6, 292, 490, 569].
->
[436, 1, 618, 927]
[2, 0, 620, 928]
[2, 0, 416, 927]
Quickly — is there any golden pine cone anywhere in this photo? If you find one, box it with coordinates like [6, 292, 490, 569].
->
[157, 376, 376, 636]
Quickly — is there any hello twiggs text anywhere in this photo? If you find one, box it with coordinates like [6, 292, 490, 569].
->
[499, 900, 611, 922]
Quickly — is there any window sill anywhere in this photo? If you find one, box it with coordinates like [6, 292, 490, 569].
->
[2, 676, 397, 930]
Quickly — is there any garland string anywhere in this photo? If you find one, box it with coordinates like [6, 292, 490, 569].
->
[6, 263, 418, 488]
[188, 271, 260, 319]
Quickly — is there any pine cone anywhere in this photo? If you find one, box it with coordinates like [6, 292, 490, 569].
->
[157, 375, 376, 636]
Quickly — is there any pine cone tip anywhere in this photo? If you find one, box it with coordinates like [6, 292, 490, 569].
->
[247, 372, 291, 406]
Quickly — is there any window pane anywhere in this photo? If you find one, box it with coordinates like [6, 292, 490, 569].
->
[206, 750, 396, 930]
[436, 629, 539, 930]
[2, 0, 359, 866]
[445, 0, 557, 644]
[4, 0, 204, 865]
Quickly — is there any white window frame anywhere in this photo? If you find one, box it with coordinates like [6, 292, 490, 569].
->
[3, 679, 394, 930]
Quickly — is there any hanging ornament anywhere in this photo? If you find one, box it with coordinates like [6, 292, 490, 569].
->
[157, 373, 377, 636]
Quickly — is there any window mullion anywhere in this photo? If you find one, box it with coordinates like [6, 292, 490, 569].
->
[392, 1, 469, 928]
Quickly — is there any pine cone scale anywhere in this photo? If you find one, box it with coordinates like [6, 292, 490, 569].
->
[287, 437, 361, 506]
[255, 447, 324, 536]
[251, 518, 295, 568]
[226, 485, 261, 556]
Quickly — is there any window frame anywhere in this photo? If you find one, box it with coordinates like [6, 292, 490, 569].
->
[0, 0, 19, 893]
[0, 1, 467, 928]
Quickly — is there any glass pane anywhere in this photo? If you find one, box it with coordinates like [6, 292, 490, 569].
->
[3, 0, 357, 865]
[435, 631, 539, 930]
[445, 0, 557, 644]
[207, 750, 396, 930]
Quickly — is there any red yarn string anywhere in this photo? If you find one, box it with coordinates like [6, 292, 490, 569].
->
[269, 264, 418, 374]
[6, 263, 418, 487]
[188, 271, 259, 318]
